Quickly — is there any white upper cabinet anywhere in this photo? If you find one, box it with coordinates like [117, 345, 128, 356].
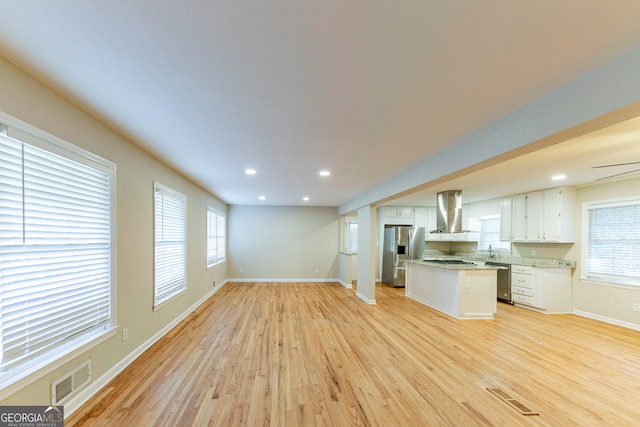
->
[500, 187, 575, 243]
[501, 193, 528, 241]
[525, 191, 543, 241]
[415, 207, 441, 241]
[541, 187, 575, 242]
[383, 206, 414, 225]
[500, 196, 513, 241]
[413, 207, 427, 229]
[413, 207, 436, 232]
[512, 193, 528, 241]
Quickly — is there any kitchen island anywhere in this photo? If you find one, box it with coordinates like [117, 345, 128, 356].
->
[405, 260, 499, 320]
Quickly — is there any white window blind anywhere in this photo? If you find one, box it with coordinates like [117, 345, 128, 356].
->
[585, 199, 640, 285]
[0, 132, 113, 370]
[206, 207, 225, 268]
[154, 183, 186, 306]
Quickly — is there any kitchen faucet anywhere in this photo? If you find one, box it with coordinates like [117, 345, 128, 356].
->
[489, 244, 494, 259]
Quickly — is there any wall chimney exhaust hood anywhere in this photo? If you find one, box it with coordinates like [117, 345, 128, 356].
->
[433, 190, 463, 233]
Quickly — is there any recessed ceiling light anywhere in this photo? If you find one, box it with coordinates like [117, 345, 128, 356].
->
[302, 196, 310, 201]
[319, 170, 330, 177]
[552, 174, 567, 181]
[245, 168, 256, 175]
[258, 195, 266, 201]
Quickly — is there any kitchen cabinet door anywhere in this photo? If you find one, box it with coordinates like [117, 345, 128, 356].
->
[525, 191, 543, 241]
[500, 197, 513, 240]
[512, 194, 527, 241]
[501, 187, 576, 243]
[542, 187, 575, 242]
[426, 207, 436, 233]
[511, 265, 572, 313]
[535, 267, 573, 313]
[413, 207, 427, 229]
[383, 207, 414, 225]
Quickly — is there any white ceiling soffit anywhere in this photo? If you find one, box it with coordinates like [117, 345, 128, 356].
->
[0, 1, 640, 207]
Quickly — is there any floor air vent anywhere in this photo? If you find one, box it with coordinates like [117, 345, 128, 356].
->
[487, 387, 539, 416]
[51, 360, 92, 405]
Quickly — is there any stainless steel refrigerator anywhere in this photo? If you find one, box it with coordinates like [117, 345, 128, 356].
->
[382, 226, 425, 287]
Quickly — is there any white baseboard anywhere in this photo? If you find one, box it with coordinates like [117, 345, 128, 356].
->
[226, 278, 341, 283]
[573, 310, 640, 331]
[64, 280, 229, 418]
[355, 291, 376, 305]
[338, 280, 353, 289]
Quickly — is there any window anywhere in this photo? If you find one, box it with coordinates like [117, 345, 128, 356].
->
[345, 218, 358, 254]
[207, 206, 225, 267]
[154, 183, 186, 307]
[583, 198, 640, 286]
[478, 215, 510, 252]
[0, 129, 114, 377]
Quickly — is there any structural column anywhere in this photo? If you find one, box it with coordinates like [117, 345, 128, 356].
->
[356, 205, 377, 304]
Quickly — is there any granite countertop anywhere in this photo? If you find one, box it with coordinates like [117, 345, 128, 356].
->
[406, 259, 501, 270]
[453, 253, 576, 269]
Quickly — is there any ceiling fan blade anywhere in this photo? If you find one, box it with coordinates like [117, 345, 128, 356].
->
[593, 161, 640, 168]
[596, 167, 640, 181]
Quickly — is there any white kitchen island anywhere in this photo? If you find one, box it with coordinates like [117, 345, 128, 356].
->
[405, 260, 498, 320]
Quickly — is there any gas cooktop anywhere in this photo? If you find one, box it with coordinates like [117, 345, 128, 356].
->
[422, 259, 475, 265]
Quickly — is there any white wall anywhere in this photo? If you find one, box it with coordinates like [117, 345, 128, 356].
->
[0, 56, 227, 406]
[568, 177, 640, 328]
[227, 205, 339, 280]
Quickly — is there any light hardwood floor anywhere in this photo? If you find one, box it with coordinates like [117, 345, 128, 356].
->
[67, 282, 640, 426]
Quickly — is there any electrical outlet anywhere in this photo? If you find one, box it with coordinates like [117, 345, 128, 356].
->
[239, 267, 243, 273]
[122, 328, 128, 341]
[531, 249, 537, 256]
[212, 279, 217, 288]
[633, 303, 640, 312]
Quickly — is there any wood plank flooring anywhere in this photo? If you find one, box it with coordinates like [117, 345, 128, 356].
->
[67, 282, 640, 426]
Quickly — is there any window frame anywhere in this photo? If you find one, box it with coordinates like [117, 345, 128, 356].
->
[477, 215, 510, 253]
[582, 196, 640, 287]
[0, 113, 116, 391]
[206, 206, 226, 268]
[345, 217, 358, 254]
[153, 182, 187, 309]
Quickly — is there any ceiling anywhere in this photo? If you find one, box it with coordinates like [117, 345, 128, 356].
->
[388, 115, 640, 206]
[1, 1, 640, 207]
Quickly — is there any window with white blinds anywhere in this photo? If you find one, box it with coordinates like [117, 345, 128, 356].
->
[584, 198, 640, 286]
[154, 183, 186, 307]
[206, 207, 225, 268]
[0, 131, 114, 372]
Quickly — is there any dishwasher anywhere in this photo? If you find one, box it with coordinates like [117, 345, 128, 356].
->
[486, 261, 512, 304]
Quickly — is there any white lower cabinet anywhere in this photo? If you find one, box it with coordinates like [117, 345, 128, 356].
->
[511, 265, 572, 313]
[512, 265, 535, 305]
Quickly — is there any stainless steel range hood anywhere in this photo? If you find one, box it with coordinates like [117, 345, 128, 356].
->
[434, 190, 462, 233]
